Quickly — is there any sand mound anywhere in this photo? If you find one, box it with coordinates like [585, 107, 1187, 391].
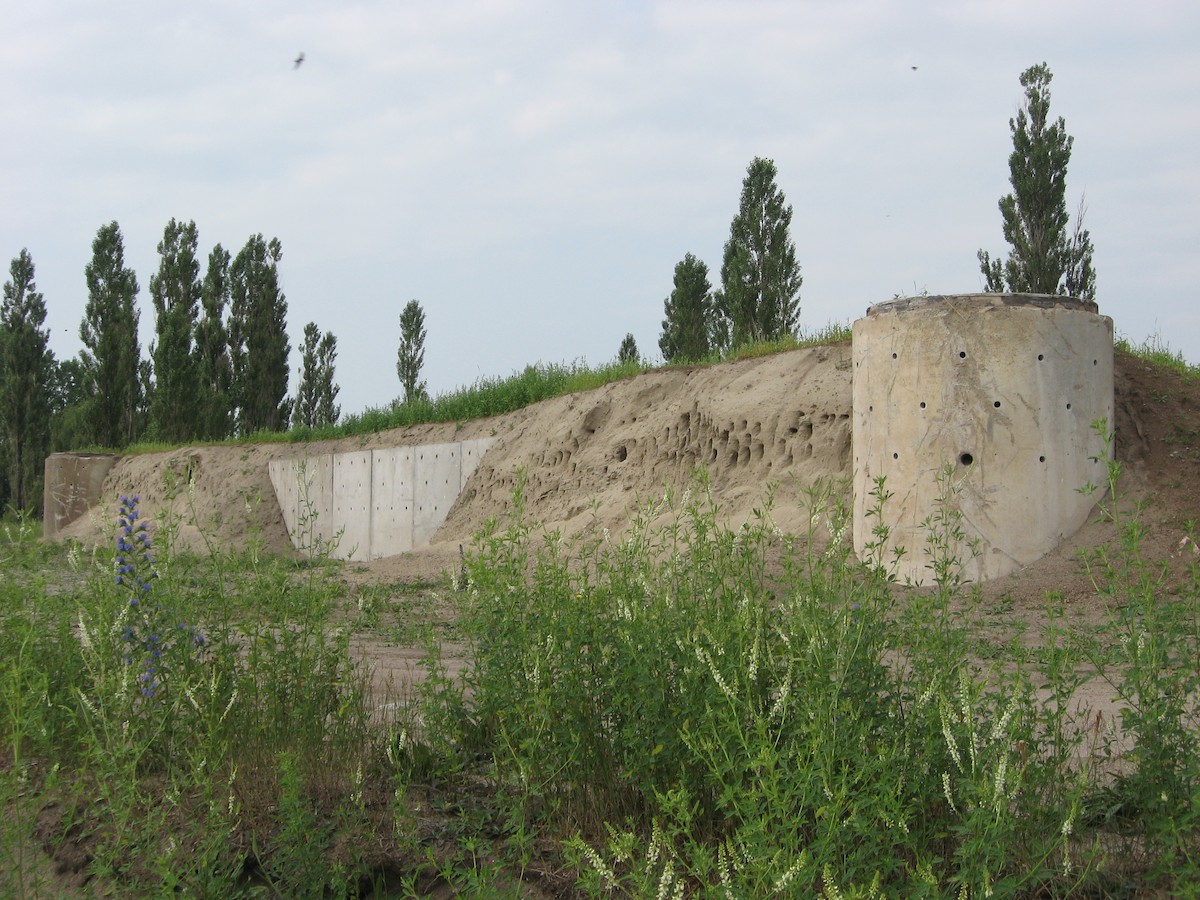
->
[55, 343, 1199, 596]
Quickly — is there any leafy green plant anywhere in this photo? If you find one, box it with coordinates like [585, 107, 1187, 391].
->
[452, 471, 1095, 895]
[1077, 423, 1200, 886]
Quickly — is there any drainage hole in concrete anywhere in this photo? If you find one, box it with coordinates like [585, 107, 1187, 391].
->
[919, 401, 926, 409]
[959, 452, 974, 466]
[993, 400, 1001, 408]
[891, 352, 898, 360]
[958, 351, 967, 359]
[1038, 353, 1044, 361]
[1066, 402, 1072, 410]
[1039, 455, 1046, 462]
[892, 452, 899, 460]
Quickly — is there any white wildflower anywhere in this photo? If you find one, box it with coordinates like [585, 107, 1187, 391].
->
[695, 645, 736, 701]
[992, 755, 1009, 810]
[773, 852, 808, 892]
[942, 772, 957, 813]
[580, 843, 617, 887]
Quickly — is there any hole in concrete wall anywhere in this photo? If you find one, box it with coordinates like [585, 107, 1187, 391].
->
[959, 452, 974, 466]
[892, 452, 898, 460]
[993, 400, 1001, 408]
[615, 445, 628, 462]
[868, 405, 874, 412]
[958, 351, 967, 359]
[919, 401, 926, 409]
[1039, 455, 1046, 462]
[1093, 359, 1098, 366]
[1066, 402, 1072, 410]
[891, 352, 897, 360]
[1038, 353, 1044, 360]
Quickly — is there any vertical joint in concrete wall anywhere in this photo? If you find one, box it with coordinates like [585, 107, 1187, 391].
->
[851, 293, 1114, 584]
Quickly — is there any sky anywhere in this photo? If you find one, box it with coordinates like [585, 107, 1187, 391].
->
[3, 1, 1197, 419]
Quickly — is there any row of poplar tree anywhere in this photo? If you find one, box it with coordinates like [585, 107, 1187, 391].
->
[0, 220, 343, 514]
[653, 63, 1096, 365]
[1, 63, 1094, 515]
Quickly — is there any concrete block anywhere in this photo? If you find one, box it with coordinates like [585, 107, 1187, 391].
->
[43, 453, 121, 538]
[852, 293, 1113, 583]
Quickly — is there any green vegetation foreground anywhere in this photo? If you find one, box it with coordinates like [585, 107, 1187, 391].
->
[2, 417, 1199, 896]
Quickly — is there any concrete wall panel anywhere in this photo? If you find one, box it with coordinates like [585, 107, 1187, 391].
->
[459, 438, 493, 488]
[270, 455, 337, 558]
[268, 437, 495, 561]
[333, 452, 373, 561]
[413, 445, 462, 547]
[370, 448, 415, 558]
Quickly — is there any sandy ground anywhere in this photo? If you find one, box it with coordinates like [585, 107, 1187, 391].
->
[54, 344, 1200, 728]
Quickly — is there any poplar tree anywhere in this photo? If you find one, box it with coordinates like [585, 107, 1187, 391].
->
[195, 244, 234, 440]
[617, 333, 639, 365]
[396, 299, 427, 405]
[229, 235, 291, 434]
[659, 252, 713, 363]
[148, 218, 202, 442]
[978, 63, 1096, 300]
[48, 357, 90, 451]
[714, 157, 803, 349]
[292, 322, 340, 429]
[0, 249, 53, 512]
[81, 222, 142, 448]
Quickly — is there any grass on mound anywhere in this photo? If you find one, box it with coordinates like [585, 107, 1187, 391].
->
[294, 322, 854, 443]
[112, 322, 1194, 457]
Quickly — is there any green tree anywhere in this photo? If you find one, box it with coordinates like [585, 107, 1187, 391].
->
[148, 218, 202, 442]
[0, 250, 54, 512]
[714, 157, 803, 349]
[396, 299, 427, 405]
[617, 333, 639, 365]
[229, 235, 291, 434]
[977, 63, 1096, 300]
[659, 252, 713, 362]
[292, 322, 340, 429]
[195, 244, 234, 441]
[48, 357, 90, 451]
[81, 221, 142, 448]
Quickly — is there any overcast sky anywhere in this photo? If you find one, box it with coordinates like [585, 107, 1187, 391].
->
[3, 1, 1197, 418]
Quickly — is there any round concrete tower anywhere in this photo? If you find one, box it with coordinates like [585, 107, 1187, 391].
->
[851, 293, 1113, 584]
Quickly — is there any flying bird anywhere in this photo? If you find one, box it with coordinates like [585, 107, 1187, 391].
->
[294, 52, 305, 69]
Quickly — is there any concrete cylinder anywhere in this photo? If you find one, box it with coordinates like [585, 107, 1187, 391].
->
[43, 453, 121, 539]
[851, 293, 1113, 584]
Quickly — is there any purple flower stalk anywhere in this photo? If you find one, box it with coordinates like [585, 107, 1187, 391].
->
[113, 496, 205, 701]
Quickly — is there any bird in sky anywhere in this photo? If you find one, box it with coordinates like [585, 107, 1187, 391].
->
[294, 52, 305, 69]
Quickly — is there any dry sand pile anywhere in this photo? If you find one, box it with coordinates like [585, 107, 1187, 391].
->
[56, 343, 1199, 600]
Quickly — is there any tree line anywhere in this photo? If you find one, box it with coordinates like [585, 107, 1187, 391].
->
[651, 62, 1095, 366]
[1, 62, 1094, 516]
[0, 222, 347, 514]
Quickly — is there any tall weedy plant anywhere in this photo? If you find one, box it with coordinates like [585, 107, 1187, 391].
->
[456, 473, 1089, 895]
[1077, 422, 1200, 885]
